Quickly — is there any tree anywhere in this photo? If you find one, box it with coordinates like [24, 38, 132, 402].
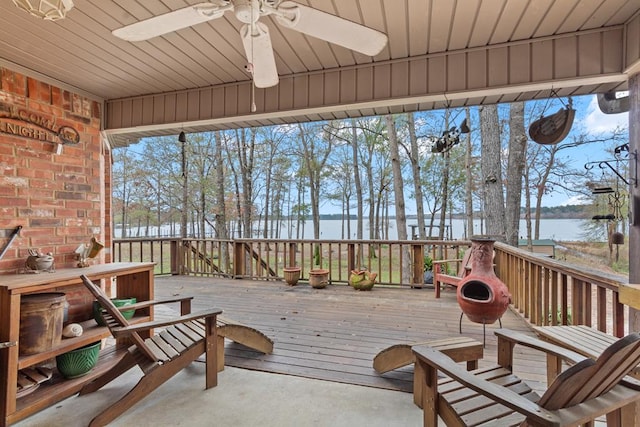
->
[350, 119, 364, 239]
[385, 114, 411, 281]
[479, 104, 506, 240]
[298, 122, 333, 240]
[213, 131, 229, 239]
[406, 112, 427, 239]
[437, 110, 452, 240]
[226, 128, 257, 238]
[326, 146, 354, 239]
[180, 132, 189, 238]
[112, 147, 136, 238]
[258, 126, 290, 238]
[464, 107, 475, 238]
[188, 133, 217, 238]
[505, 102, 527, 245]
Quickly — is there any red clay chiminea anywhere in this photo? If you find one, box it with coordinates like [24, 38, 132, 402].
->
[457, 236, 511, 334]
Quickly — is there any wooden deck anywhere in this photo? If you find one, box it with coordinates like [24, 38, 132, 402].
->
[153, 276, 548, 394]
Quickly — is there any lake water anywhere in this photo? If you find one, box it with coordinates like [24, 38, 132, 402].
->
[116, 218, 592, 241]
[289, 219, 589, 241]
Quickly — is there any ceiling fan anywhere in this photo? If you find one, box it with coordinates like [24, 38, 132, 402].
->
[112, 0, 388, 88]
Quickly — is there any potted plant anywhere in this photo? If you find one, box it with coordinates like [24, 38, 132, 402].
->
[349, 269, 377, 291]
[308, 267, 330, 289]
[282, 266, 301, 286]
[423, 255, 434, 285]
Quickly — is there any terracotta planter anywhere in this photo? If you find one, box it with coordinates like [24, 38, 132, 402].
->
[456, 237, 511, 324]
[283, 267, 301, 286]
[349, 270, 377, 291]
[308, 269, 329, 289]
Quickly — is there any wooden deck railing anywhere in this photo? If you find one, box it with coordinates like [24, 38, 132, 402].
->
[113, 237, 470, 287]
[493, 242, 628, 337]
[112, 237, 629, 336]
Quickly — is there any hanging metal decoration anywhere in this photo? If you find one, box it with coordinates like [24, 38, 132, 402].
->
[584, 143, 637, 188]
[585, 143, 634, 262]
[529, 97, 575, 145]
[430, 119, 470, 153]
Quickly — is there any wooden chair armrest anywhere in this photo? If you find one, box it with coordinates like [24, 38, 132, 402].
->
[432, 259, 463, 265]
[621, 375, 640, 390]
[495, 329, 586, 364]
[413, 345, 560, 426]
[117, 296, 194, 312]
[111, 308, 222, 337]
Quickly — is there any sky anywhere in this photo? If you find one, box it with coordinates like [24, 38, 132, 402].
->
[313, 92, 630, 214]
[540, 93, 629, 207]
[316, 93, 630, 214]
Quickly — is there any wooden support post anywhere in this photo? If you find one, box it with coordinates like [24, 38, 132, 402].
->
[411, 243, 425, 287]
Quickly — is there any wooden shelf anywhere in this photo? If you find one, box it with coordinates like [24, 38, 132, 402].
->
[17, 320, 108, 370]
[0, 262, 155, 427]
[11, 346, 128, 425]
[17, 315, 149, 370]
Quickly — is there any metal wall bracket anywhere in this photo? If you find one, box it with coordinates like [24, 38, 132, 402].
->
[584, 143, 637, 187]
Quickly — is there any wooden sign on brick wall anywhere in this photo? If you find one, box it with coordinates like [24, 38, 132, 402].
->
[0, 101, 80, 151]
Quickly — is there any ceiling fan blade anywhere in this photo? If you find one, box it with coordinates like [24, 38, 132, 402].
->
[112, 2, 230, 42]
[241, 22, 279, 88]
[274, 1, 388, 56]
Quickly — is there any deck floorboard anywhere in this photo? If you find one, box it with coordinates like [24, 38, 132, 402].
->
[153, 276, 547, 394]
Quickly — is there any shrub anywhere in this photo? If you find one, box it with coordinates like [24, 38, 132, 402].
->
[424, 255, 433, 271]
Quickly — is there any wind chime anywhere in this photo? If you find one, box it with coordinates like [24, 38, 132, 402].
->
[585, 143, 637, 262]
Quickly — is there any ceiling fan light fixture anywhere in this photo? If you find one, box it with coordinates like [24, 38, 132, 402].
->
[234, 0, 261, 24]
[12, 0, 73, 21]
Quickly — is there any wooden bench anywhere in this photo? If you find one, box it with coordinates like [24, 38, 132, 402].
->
[216, 315, 274, 371]
[432, 251, 472, 298]
[372, 336, 483, 407]
[534, 325, 640, 381]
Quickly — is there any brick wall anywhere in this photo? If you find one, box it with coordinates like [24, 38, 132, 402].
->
[0, 67, 110, 274]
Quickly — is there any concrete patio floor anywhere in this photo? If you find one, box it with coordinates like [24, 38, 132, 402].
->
[14, 364, 423, 427]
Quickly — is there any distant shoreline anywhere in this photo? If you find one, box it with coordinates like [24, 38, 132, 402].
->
[315, 204, 591, 221]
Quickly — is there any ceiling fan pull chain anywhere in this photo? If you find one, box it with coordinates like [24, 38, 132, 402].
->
[251, 84, 257, 112]
[250, 1, 257, 112]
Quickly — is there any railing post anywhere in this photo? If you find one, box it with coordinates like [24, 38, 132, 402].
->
[347, 243, 355, 273]
[614, 292, 625, 337]
[411, 243, 425, 287]
[170, 239, 183, 275]
[233, 240, 245, 278]
[287, 242, 297, 267]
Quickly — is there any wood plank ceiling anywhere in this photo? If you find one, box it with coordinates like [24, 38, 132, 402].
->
[0, 0, 639, 146]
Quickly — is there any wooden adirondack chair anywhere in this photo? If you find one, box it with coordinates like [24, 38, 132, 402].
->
[80, 275, 222, 427]
[413, 329, 640, 427]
